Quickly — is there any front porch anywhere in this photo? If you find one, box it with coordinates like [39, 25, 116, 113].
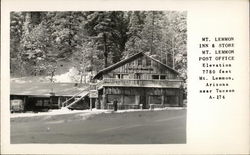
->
[96, 86, 184, 110]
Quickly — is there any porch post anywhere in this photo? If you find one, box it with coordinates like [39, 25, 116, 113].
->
[23, 96, 27, 111]
[148, 95, 151, 105]
[101, 94, 107, 109]
[161, 95, 164, 106]
[58, 97, 61, 108]
[121, 95, 124, 104]
[178, 89, 184, 107]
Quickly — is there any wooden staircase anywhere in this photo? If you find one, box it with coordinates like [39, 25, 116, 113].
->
[61, 83, 97, 109]
[61, 89, 89, 109]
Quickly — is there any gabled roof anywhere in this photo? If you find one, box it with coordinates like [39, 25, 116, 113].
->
[93, 52, 180, 79]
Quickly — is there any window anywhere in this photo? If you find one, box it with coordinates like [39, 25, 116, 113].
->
[124, 95, 136, 104]
[115, 74, 121, 79]
[166, 96, 178, 106]
[152, 75, 166, 80]
[122, 74, 129, 79]
[36, 100, 43, 106]
[149, 95, 162, 104]
[107, 94, 121, 103]
[138, 58, 142, 65]
[43, 100, 50, 106]
[160, 75, 166, 79]
[152, 75, 159, 79]
[115, 74, 129, 79]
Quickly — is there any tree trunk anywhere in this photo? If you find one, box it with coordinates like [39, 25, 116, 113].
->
[150, 12, 155, 55]
[172, 38, 175, 69]
[80, 72, 83, 84]
[23, 12, 31, 35]
[103, 33, 108, 68]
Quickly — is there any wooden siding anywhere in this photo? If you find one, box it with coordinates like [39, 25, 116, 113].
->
[97, 78, 183, 89]
[102, 54, 178, 80]
[104, 87, 180, 96]
[97, 87, 183, 109]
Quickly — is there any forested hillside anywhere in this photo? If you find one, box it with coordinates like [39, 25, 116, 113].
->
[10, 11, 187, 82]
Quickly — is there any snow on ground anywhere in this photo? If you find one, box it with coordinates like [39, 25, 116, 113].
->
[52, 72, 73, 83]
[10, 108, 109, 118]
[114, 107, 186, 113]
[11, 72, 74, 83]
[11, 67, 93, 83]
[11, 107, 186, 118]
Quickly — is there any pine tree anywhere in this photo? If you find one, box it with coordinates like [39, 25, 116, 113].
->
[10, 12, 25, 76]
[84, 11, 130, 67]
[124, 11, 146, 57]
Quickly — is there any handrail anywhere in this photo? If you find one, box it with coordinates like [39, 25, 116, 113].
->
[65, 92, 88, 108]
[61, 89, 88, 107]
[102, 78, 183, 82]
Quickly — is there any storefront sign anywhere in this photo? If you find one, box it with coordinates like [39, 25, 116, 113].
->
[89, 90, 98, 98]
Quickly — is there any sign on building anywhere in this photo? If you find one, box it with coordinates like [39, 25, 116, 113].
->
[89, 90, 98, 98]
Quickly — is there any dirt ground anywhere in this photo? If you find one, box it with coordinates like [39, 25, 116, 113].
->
[11, 109, 186, 144]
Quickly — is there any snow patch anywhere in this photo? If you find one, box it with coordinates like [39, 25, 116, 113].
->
[11, 67, 93, 83]
[10, 107, 186, 118]
[10, 108, 111, 118]
[53, 72, 73, 83]
[113, 107, 186, 113]
[11, 108, 86, 118]
[78, 109, 110, 120]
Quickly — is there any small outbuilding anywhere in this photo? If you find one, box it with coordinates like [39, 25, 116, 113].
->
[10, 82, 89, 112]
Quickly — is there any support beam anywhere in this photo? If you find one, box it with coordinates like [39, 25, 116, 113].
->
[121, 95, 124, 105]
[135, 95, 140, 105]
[179, 89, 184, 107]
[161, 95, 164, 105]
[102, 94, 107, 109]
[148, 96, 151, 106]
[90, 98, 92, 111]
[58, 97, 61, 108]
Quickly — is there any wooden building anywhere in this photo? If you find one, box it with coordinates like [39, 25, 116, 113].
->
[93, 52, 184, 110]
[10, 82, 89, 112]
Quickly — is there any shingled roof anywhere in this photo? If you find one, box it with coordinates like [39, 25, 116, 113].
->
[93, 52, 180, 79]
[10, 82, 89, 97]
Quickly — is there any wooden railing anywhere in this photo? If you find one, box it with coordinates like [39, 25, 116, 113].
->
[107, 103, 181, 110]
[96, 78, 183, 89]
[107, 103, 140, 110]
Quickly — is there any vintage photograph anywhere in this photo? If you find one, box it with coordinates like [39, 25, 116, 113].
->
[10, 11, 187, 144]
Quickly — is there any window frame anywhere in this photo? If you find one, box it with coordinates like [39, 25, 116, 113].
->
[152, 75, 160, 80]
[160, 75, 166, 80]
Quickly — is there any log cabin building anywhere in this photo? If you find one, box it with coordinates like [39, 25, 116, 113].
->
[93, 52, 184, 110]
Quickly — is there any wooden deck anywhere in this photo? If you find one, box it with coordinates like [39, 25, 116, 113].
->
[96, 78, 183, 89]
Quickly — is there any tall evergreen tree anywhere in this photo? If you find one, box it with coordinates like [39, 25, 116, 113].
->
[10, 11, 187, 81]
[10, 12, 25, 76]
[124, 11, 146, 57]
[84, 11, 129, 67]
